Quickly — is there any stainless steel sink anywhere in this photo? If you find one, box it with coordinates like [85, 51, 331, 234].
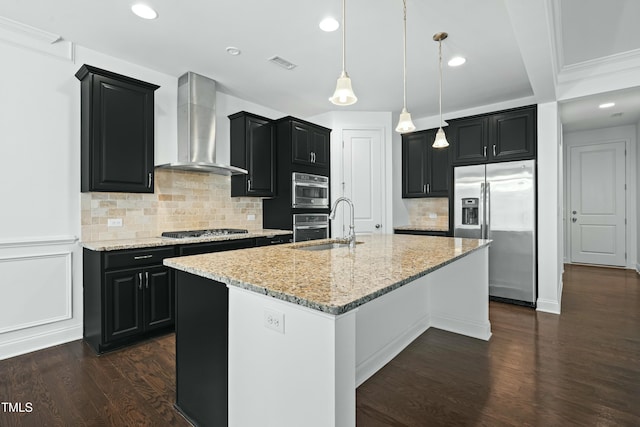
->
[295, 241, 362, 251]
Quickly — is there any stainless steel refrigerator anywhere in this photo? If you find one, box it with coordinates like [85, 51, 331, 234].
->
[453, 160, 536, 306]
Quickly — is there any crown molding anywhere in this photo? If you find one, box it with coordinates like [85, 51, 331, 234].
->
[0, 16, 73, 61]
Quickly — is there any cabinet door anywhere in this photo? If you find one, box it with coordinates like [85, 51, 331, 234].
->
[427, 143, 450, 197]
[310, 129, 329, 169]
[292, 123, 312, 165]
[490, 107, 536, 161]
[402, 133, 427, 197]
[104, 268, 144, 342]
[450, 117, 489, 165]
[90, 74, 155, 193]
[246, 116, 275, 196]
[144, 266, 174, 331]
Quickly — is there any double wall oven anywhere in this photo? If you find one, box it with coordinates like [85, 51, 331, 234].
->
[291, 172, 329, 242]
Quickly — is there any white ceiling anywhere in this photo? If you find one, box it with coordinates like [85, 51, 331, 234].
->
[0, 0, 639, 131]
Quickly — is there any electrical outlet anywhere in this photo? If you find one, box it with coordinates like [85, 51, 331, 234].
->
[263, 309, 285, 334]
[107, 218, 123, 227]
[429, 213, 438, 219]
[247, 214, 256, 221]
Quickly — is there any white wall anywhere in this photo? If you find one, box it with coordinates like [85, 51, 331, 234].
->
[536, 102, 563, 314]
[0, 33, 179, 359]
[0, 29, 287, 359]
[563, 125, 638, 269]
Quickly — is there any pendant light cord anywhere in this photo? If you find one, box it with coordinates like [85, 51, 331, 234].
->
[402, 0, 407, 110]
[438, 39, 443, 126]
[342, 0, 346, 73]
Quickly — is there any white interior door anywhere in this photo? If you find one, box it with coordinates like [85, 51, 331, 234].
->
[341, 129, 384, 236]
[569, 141, 626, 266]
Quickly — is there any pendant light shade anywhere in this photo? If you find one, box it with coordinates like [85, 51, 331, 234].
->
[432, 127, 449, 148]
[330, 71, 358, 106]
[396, 107, 416, 133]
[330, 0, 357, 106]
[432, 32, 449, 148]
[395, 0, 415, 133]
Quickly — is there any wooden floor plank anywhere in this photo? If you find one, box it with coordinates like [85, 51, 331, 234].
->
[0, 264, 638, 426]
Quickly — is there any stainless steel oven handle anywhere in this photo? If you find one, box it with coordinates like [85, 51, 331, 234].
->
[295, 182, 329, 189]
[294, 225, 329, 229]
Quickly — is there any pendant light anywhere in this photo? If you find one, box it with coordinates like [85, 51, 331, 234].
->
[329, 0, 357, 106]
[395, 0, 416, 133]
[432, 32, 449, 148]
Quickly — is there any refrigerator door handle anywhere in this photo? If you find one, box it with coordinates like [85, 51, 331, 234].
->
[486, 182, 491, 238]
[480, 181, 486, 239]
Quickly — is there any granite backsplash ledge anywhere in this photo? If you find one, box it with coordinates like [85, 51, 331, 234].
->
[81, 169, 263, 241]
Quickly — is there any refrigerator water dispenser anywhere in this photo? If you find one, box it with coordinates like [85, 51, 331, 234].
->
[461, 198, 479, 225]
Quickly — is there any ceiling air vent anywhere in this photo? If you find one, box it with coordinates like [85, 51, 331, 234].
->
[268, 56, 297, 70]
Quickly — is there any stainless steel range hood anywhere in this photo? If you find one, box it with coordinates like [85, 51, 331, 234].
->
[156, 72, 247, 175]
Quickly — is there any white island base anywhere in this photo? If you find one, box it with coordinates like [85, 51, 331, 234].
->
[228, 247, 490, 427]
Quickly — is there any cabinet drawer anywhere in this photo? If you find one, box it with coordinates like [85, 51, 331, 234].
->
[104, 247, 176, 270]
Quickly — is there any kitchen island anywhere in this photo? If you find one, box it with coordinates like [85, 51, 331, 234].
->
[165, 234, 491, 427]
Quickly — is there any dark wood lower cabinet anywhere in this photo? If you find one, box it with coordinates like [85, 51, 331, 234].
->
[84, 247, 176, 354]
[174, 271, 228, 427]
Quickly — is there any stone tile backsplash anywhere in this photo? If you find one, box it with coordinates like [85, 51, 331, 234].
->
[81, 169, 263, 241]
[404, 197, 449, 229]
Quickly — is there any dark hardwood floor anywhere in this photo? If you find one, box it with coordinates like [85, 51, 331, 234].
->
[1, 264, 638, 426]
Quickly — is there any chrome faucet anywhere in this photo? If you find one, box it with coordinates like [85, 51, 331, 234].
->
[329, 197, 356, 248]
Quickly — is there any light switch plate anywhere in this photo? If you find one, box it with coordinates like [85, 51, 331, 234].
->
[107, 218, 123, 227]
[429, 213, 438, 219]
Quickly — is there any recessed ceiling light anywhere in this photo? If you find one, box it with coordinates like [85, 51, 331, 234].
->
[226, 47, 241, 56]
[448, 56, 466, 67]
[599, 102, 615, 109]
[131, 3, 158, 20]
[319, 17, 339, 32]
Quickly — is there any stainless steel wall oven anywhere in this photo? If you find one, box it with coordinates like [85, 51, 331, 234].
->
[291, 172, 329, 209]
[293, 214, 329, 242]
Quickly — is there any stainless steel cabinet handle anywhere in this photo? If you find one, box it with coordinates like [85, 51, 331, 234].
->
[138, 272, 143, 290]
[483, 146, 487, 157]
[134, 255, 153, 260]
[493, 144, 497, 156]
[145, 271, 149, 289]
[247, 179, 252, 192]
[310, 152, 313, 163]
[148, 172, 152, 188]
[423, 184, 427, 194]
[427, 183, 430, 194]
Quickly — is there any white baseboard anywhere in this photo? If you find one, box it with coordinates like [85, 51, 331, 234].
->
[355, 315, 430, 387]
[536, 298, 561, 314]
[0, 324, 82, 361]
[430, 313, 492, 341]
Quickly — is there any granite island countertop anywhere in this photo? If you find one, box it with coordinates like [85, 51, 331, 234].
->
[164, 234, 490, 315]
[81, 229, 292, 251]
[394, 225, 450, 232]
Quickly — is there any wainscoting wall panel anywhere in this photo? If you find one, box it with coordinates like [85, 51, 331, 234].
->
[0, 236, 81, 360]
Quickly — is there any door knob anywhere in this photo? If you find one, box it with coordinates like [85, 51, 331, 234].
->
[572, 210, 577, 214]
[572, 218, 577, 223]
[375, 224, 382, 229]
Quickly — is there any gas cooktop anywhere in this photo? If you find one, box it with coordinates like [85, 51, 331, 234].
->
[161, 228, 249, 239]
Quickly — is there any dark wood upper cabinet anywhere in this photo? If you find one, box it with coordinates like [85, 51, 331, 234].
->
[229, 112, 275, 197]
[289, 119, 330, 171]
[75, 64, 159, 193]
[402, 129, 450, 198]
[449, 105, 536, 165]
[490, 107, 536, 161]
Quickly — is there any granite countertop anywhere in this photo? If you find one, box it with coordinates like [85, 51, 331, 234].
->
[394, 225, 450, 232]
[81, 229, 292, 251]
[164, 234, 490, 315]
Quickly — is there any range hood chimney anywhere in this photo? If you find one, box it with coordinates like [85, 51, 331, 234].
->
[156, 72, 247, 175]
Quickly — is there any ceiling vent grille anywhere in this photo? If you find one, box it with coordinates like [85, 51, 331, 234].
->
[268, 56, 297, 70]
